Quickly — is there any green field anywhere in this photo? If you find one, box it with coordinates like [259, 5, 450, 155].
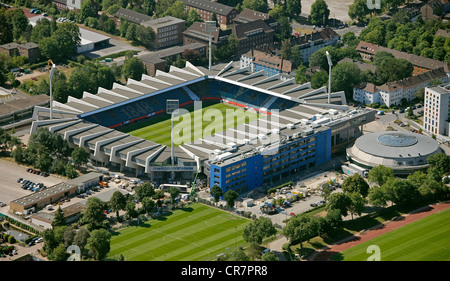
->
[108, 203, 250, 261]
[119, 102, 259, 146]
[334, 209, 450, 261]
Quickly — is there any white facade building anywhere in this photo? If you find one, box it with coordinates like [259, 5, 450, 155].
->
[353, 67, 449, 107]
[424, 84, 450, 136]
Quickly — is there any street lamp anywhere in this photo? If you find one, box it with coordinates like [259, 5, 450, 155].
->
[325, 51, 332, 104]
[48, 61, 56, 119]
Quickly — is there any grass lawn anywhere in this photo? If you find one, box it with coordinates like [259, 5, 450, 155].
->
[333, 209, 450, 261]
[108, 203, 250, 261]
[120, 102, 259, 146]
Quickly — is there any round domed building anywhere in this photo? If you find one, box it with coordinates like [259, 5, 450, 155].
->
[346, 131, 444, 175]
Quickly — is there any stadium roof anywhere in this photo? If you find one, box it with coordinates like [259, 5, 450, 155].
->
[31, 61, 371, 171]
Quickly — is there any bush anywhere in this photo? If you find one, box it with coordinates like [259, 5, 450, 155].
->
[8, 235, 16, 244]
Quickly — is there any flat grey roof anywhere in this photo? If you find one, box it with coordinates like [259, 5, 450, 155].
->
[355, 131, 440, 159]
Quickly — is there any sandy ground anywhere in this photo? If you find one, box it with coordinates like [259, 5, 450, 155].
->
[301, 0, 354, 22]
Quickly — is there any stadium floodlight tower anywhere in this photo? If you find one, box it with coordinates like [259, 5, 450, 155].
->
[325, 51, 332, 104]
[48, 60, 56, 119]
[167, 99, 179, 179]
[205, 21, 216, 71]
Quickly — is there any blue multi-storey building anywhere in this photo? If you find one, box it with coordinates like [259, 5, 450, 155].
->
[207, 125, 332, 194]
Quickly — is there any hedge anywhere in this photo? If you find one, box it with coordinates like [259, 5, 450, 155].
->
[267, 181, 294, 195]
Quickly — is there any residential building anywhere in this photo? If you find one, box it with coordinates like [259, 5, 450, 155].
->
[240, 50, 292, 77]
[231, 20, 274, 56]
[114, 7, 153, 26]
[142, 16, 186, 49]
[183, 21, 232, 51]
[181, 0, 237, 29]
[424, 83, 450, 136]
[138, 43, 207, 76]
[356, 40, 450, 76]
[353, 67, 449, 107]
[0, 43, 19, 57]
[233, 8, 279, 31]
[290, 27, 340, 64]
[0, 42, 41, 63]
[52, 0, 68, 10]
[421, 0, 450, 19]
[114, 8, 185, 49]
[52, 0, 85, 11]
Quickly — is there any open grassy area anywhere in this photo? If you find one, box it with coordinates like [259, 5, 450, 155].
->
[333, 209, 450, 261]
[108, 203, 250, 261]
[120, 102, 259, 146]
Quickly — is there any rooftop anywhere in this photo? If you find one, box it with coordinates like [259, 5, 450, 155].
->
[182, 0, 235, 15]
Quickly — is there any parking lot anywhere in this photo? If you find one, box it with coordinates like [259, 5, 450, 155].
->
[0, 159, 65, 208]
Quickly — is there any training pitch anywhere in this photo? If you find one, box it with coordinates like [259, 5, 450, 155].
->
[119, 102, 259, 146]
[108, 203, 250, 261]
[335, 209, 450, 261]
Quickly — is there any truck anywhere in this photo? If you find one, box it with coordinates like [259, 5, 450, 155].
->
[341, 163, 369, 178]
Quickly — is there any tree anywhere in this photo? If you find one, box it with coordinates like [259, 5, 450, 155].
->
[224, 189, 239, 208]
[42, 228, 58, 254]
[73, 228, 90, 253]
[142, 197, 156, 214]
[295, 65, 310, 84]
[52, 207, 66, 228]
[52, 243, 69, 261]
[309, 0, 330, 26]
[186, 9, 201, 27]
[168, 186, 180, 205]
[79, 0, 97, 23]
[166, 1, 188, 19]
[242, 0, 268, 13]
[261, 251, 279, 261]
[327, 192, 351, 217]
[122, 57, 145, 81]
[83, 197, 106, 230]
[342, 173, 370, 197]
[211, 185, 223, 203]
[347, 192, 366, 220]
[427, 153, 450, 178]
[368, 185, 389, 207]
[134, 182, 155, 200]
[71, 147, 89, 167]
[242, 216, 276, 245]
[286, 0, 302, 18]
[331, 62, 362, 100]
[282, 213, 317, 250]
[310, 71, 328, 89]
[367, 165, 394, 186]
[108, 191, 127, 218]
[65, 163, 78, 179]
[348, 0, 370, 22]
[87, 228, 111, 260]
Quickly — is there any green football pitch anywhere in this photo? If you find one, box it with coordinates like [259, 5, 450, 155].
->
[334, 209, 450, 261]
[119, 102, 259, 146]
[108, 203, 250, 261]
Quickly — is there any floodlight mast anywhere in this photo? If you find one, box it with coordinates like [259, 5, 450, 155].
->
[205, 21, 216, 71]
[326, 51, 332, 104]
[48, 60, 56, 119]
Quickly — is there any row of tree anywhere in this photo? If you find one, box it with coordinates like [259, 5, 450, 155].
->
[358, 16, 450, 62]
[281, 153, 450, 253]
[11, 128, 90, 179]
[41, 224, 111, 261]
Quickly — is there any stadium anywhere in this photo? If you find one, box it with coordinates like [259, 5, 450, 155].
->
[30, 61, 376, 194]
